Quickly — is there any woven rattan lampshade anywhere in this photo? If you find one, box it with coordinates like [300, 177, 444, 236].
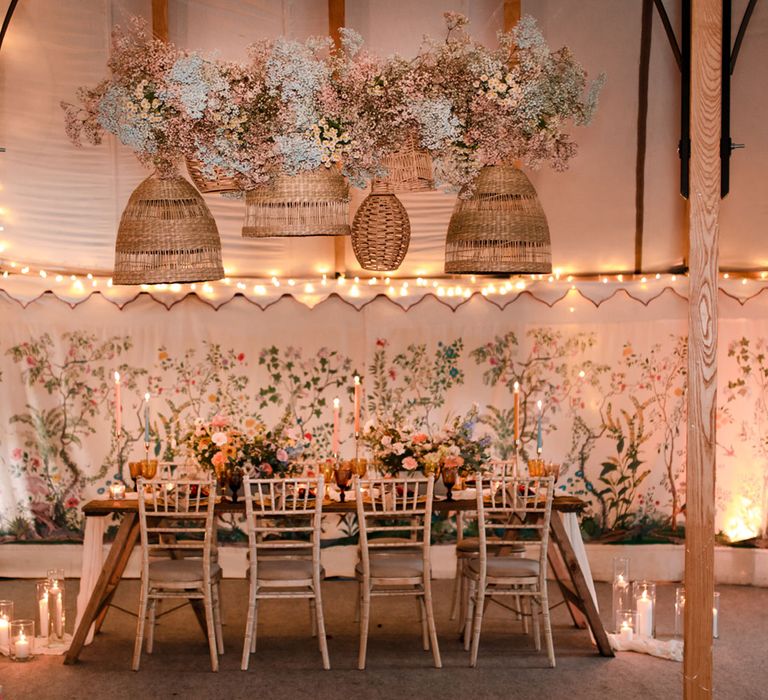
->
[186, 158, 239, 194]
[444, 165, 552, 274]
[372, 138, 435, 194]
[113, 174, 224, 285]
[242, 168, 350, 237]
[352, 190, 410, 271]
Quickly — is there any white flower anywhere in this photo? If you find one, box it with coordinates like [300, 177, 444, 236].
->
[448, 445, 460, 456]
[381, 435, 392, 446]
[211, 431, 228, 446]
[392, 442, 405, 455]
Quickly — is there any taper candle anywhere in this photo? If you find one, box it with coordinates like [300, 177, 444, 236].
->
[332, 397, 340, 456]
[513, 381, 520, 443]
[114, 371, 121, 439]
[536, 400, 543, 453]
[144, 392, 150, 443]
[353, 375, 361, 436]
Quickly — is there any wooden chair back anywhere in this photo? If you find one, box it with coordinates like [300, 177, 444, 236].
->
[475, 475, 555, 579]
[354, 476, 434, 579]
[136, 477, 217, 579]
[242, 476, 325, 567]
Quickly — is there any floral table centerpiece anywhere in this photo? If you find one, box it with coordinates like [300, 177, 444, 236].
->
[361, 408, 491, 480]
[187, 415, 309, 500]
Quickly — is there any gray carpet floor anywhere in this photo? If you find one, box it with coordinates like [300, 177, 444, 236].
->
[0, 578, 765, 700]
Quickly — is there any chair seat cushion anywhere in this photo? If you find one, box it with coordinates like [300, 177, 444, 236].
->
[355, 555, 424, 579]
[468, 556, 540, 578]
[256, 559, 323, 581]
[149, 559, 221, 583]
[456, 537, 525, 553]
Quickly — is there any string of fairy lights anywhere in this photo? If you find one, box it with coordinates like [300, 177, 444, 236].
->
[3, 253, 768, 302]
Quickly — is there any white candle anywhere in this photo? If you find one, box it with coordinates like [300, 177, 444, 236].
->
[49, 582, 63, 637]
[0, 616, 9, 650]
[39, 591, 49, 639]
[636, 591, 654, 637]
[619, 621, 634, 642]
[332, 397, 340, 456]
[712, 606, 719, 638]
[114, 371, 121, 439]
[14, 630, 29, 659]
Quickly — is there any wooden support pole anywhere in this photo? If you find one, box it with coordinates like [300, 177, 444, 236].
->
[503, 0, 521, 32]
[329, 0, 346, 276]
[152, 0, 169, 43]
[684, 0, 721, 698]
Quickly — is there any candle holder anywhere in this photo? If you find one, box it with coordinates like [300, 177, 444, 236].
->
[10, 619, 35, 661]
[36, 580, 50, 644]
[713, 591, 720, 639]
[674, 585, 685, 639]
[617, 609, 637, 643]
[612, 557, 631, 632]
[45, 570, 66, 646]
[632, 580, 656, 638]
[0, 600, 13, 655]
[109, 480, 126, 500]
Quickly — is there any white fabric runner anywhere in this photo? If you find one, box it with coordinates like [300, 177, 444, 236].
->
[74, 515, 108, 647]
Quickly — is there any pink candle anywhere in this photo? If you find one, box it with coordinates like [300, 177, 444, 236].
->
[332, 397, 340, 456]
[513, 381, 520, 443]
[114, 371, 121, 439]
[353, 376, 361, 436]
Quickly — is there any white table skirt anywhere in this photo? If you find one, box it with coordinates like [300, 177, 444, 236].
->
[74, 515, 108, 646]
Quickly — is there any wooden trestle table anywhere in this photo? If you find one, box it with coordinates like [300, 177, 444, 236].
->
[64, 495, 613, 664]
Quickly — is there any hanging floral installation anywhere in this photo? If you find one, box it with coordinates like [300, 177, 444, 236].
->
[61, 13, 604, 193]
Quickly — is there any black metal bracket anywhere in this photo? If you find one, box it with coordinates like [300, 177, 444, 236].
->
[654, 0, 758, 199]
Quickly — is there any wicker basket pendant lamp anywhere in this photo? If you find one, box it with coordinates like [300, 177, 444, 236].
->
[371, 137, 435, 194]
[186, 158, 240, 195]
[444, 165, 552, 274]
[242, 168, 350, 237]
[351, 182, 411, 271]
[113, 174, 224, 285]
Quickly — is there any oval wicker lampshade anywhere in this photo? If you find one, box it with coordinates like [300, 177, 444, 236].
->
[186, 158, 240, 195]
[444, 165, 552, 275]
[352, 192, 411, 271]
[372, 138, 435, 194]
[242, 168, 350, 237]
[113, 174, 224, 285]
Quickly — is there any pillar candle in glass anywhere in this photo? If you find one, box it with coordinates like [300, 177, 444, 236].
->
[46, 570, 65, 643]
[612, 557, 631, 632]
[713, 591, 720, 639]
[109, 480, 126, 500]
[674, 585, 685, 639]
[0, 600, 13, 654]
[37, 580, 50, 641]
[618, 610, 637, 643]
[9, 620, 34, 661]
[632, 580, 656, 638]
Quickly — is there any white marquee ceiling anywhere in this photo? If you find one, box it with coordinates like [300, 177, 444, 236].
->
[0, 0, 766, 284]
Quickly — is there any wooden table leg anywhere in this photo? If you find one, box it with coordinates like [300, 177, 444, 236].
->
[65, 513, 140, 664]
[548, 513, 614, 657]
[547, 535, 588, 629]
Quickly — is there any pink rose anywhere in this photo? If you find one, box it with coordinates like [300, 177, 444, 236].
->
[211, 414, 229, 428]
[211, 451, 227, 468]
[11, 448, 23, 461]
[444, 455, 464, 469]
[402, 456, 418, 471]
[411, 433, 428, 444]
[276, 448, 288, 462]
[211, 431, 228, 446]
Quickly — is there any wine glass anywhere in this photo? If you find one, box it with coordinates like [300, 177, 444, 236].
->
[441, 466, 458, 502]
[128, 461, 142, 491]
[142, 459, 158, 480]
[334, 463, 353, 503]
